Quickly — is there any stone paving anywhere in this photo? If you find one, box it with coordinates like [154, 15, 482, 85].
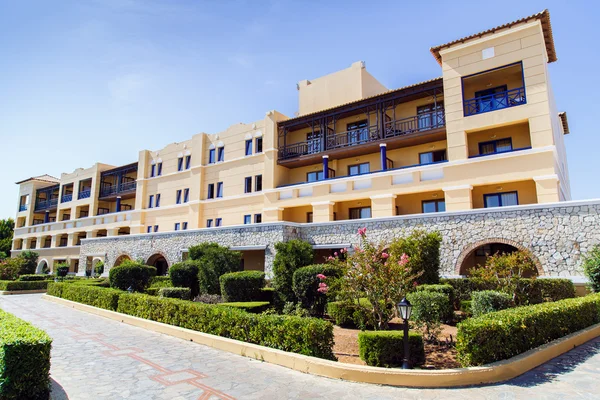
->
[1, 294, 599, 399]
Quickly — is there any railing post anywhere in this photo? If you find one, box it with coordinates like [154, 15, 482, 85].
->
[380, 144, 388, 171]
[322, 155, 329, 179]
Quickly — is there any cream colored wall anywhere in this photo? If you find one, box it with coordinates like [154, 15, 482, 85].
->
[282, 205, 312, 223]
[333, 199, 372, 221]
[472, 180, 537, 209]
[396, 190, 445, 215]
[467, 122, 531, 156]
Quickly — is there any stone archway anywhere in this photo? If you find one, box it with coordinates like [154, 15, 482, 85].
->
[36, 259, 49, 274]
[455, 238, 544, 276]
[113, 254, 132, 268]
[146, 253, 169, 276]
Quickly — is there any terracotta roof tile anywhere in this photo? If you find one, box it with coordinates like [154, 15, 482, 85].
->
[15, 174, 60, 185]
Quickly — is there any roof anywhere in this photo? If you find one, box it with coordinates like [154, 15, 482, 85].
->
[430, 9, 557, 65]
[558, 112, 570, 135]
[15, 174, 60, 185]
[281, 77, 443, 126]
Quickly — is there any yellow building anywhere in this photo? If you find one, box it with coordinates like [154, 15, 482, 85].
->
[11, 10, 571, 274]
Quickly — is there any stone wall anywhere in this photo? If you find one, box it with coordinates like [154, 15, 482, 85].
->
[81, 200, 600, 278]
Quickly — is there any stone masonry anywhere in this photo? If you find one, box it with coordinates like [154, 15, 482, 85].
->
[80, 199, 600, 278]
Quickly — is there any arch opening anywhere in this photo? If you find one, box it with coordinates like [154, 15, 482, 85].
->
[456, 238, 543, 276]
[36, 259, 49, 274]
[147, 254, 169, 276]
[114, 254, 132, 268]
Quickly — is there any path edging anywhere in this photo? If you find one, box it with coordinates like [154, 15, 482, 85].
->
[42, 294, 600, 388]
[0, 289, 47, 296]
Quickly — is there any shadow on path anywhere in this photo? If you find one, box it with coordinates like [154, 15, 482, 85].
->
[50, 377, 69, 400]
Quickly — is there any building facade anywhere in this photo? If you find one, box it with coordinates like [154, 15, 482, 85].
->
[11, 10, 579, 277]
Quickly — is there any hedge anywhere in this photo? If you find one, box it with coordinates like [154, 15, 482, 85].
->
[292, 265, 342, 316]
[0, 308, 52, 400]
[0, 280, 48, 291]
[407, 290, 452, 325]
[257, 287, 275, 303]
[159, 287, 191, 300]
[327, 298, 375, 329]
[48, 283, 121, 310]
[471, 290, 513, 318]
[358, 331, 425, 368]
[109, 261, 157, 291]
[17, 274, 51, 281]
[219, 301, 271, 313]
[457, 293, 600, 366]
[68, 278, 110, 287]
[219, 271, 265, 302]
[415, 284, 455, 319]
[169, 261, 199, 297]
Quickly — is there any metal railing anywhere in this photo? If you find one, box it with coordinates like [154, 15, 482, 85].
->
[34, 197, 58, 211]
[78, 190, 91, 200]
[61, 194, 73, 203]
[464, 87, 526, 116]
[19, 204, 27, 212]
[99, 181, 137, 198]
[384, 111, 445, 138]
[468, 146, 532, 159]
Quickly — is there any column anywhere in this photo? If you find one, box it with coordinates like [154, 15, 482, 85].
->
[67, 233, 76, 247]
[370, 194, 396, 218]
[322, 155, 329, 179]
[44, 210, 50, 224]
[262, 207, 283, 222]
[116, 196, 122, 213]
[534, 175, 560, 203]
[51, 235, 60, 248]
[443, 185, 473, 211]
[312, 201, 334, 222]
[107, 228, 120, 237]
[379, 143, 388, 171]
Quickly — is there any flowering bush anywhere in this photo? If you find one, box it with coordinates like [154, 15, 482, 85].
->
[332, 228, 421, 330]
[292, 265, 342, 316]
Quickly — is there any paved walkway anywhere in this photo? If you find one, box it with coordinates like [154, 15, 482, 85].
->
[1, 294, 599, 399]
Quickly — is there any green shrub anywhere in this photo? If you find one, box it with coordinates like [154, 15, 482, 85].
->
[416, 283, 455, 318]
[149, 276, 172, 288]
[68, 278, 110, 287]
[18, 250, 38, 275]
[457, 293, 600, 366]
[108, 260, 156, 291]
[272, 239, 313, 303]
[0, 280, 49, 291]
[388, 230, 442, 284]
[169, 261, 200, 297]
[188, 243, 242, 295]
[471, 290, 513, 318]
[159, 287, 191, 300]
[55, 263, 69, 278]
[358, 331, 425, 368]
[219, 270, 265, 302]
[49, 283, 122, 310]
[538, 278, 576, 301]
[0, 308, 52, 400]
[257, 287, 275, 303]
[94, 261, 105, 276]
[406, 291, 450, 341]
[46, 281, 64, 297]
[116, 292, 336, 360]
[327, 299, 375, 329]
[583, 245, 600, 293]
[292, 265, 342, 316]
[17, 274, 49, 281]
[219, 301, 270, 313]
[460, 300, 472, 316]
[0, 258, 21, 281]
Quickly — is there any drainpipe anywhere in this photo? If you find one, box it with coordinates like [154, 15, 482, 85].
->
[322, 155, 329, 179]
[380, 143, 388, 171]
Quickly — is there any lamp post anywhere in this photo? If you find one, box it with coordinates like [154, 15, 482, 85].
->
[397, 297, 413, 369]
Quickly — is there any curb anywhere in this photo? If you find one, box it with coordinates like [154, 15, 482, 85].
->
[0, 289, 48, 295]
[42, 294, 600, 387]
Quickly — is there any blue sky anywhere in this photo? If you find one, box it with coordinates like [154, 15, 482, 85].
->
[0, 0, 597, 219]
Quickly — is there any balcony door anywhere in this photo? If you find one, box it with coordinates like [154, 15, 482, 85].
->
[306, 130, 322, 154]
[417, 102, 444, 130]
[346, 120, 368, 145]
[474, 85, 507, 114]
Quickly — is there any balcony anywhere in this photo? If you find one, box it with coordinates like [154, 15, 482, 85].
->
[78, 190, 91, 200]
[99, 162, 138, 200]
[61, 194, 73, 203]
[464, 87, 526, 116]
[19, 204, 27, 212]
[469, 146, 532, 159]
[34, 197, 58, 212]
[100, 181, 137, 198]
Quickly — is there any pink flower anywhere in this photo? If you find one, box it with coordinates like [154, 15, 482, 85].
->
[316, 273, 327, 280]
[334, 252, 338, 257]
[413, 281, 418, 287]
[398, 253, 409, 266]
[317, 282, 329, 294]
[341, 248, 347, 254]
[357, 227, 367, 236]
[381, 252, 389, 259]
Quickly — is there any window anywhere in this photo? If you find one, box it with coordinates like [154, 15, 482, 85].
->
[207, 219, 213, 228]
[157, 163, 163, 176]
[474, 85, 508, 114]
[422, 199, 446, 213]
[176, 190, 182, 204]
[209, 149, 216, 164]
[244, 214, 251, 224]
[207, 184, 215, 199]
[150, 164, 156, 178]
[182, 222, 188, 230]
[255, 175, 262, 192]
[217, 147, 224, 162]
[216, 182, 223, 198]
[347, 120, 368, 145]
[245, 139, 252, 156]
[307, 212, 313, 223]
[254, 214, 262, 224]
[484, 191, 518, 208]
[348, 163, 370, 176]
[183, 188, 189, 203]
[147, 226, 152, 233]
[419, 150, 447, 165]
[307, 171, 324, 182]
[178, 157, 184, 171]
[155, 194, 161, 207]
[479, 138, 513, 155]
[185, 155, 191, 169]
[153, 225, 159, 233]
[307, 130, 322, 154]
[244, 177, 252, 193]
[417, 102, 444, 130]
[148, 195, 154, 209]
[255, 137, 263, 153]
[174, 222, 181, 231]
[349, 207, 371, 220]
[216, 218, 222, 227]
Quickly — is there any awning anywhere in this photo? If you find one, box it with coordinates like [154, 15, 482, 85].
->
[230, 245, 268, 251]
[312, 244, 352, 250]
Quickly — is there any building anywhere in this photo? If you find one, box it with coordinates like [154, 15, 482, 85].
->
[11, 10, 577, 277]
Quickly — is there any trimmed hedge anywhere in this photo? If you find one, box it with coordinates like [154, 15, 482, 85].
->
[471, 290, 513, 318]
[415, 284, 455, 319]
[219, 271, 265, 302]
[68, 278, 110, 287]
[169, 261, 199, 297]
[327, 298, 375, 329]
[358, 331, 425, 368]
[407, 290, 452, 324]
[0, 280, 48, 291]
[17, 274, 50, 281]
[457, 293, 600, 366]
[0, 308, 52, 400]
[219, 301, 271, 313]
[292, 265, 342, 316]
[257, 287, 275, 303]
[48, 282, 121, 310]
[109, 261, 157, 291]
[159, 287, 191, 300]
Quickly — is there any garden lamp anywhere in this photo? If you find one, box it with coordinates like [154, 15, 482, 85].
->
[397, 297, 412, 369]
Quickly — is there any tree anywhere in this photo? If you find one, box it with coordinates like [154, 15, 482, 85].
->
[388, 230, 442, 284]
[272, 239, 314, 303]
[0, 218, 14, 257]
[19, 250, 38, 275]
[583, 245, 600, 293]
[188, 243, 242, 294]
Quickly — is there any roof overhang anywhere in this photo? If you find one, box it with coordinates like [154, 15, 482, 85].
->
[559, 112, 570, 135]
[312, 244, 352, 250]
[430, 9, 556, 65]
[15, 175, 60, 185]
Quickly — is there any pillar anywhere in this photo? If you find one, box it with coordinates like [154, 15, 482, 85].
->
[534, 175, 560, 203]
[312, 201, 334, 222]
[116, 196, 122, 213]
[107, 228, 120, 237]
[263, 207, 283, 222]
[370, 194, 397, 218]
[322, 155, 329, 179]
[44, 210, 49, 224]
[443, 185, 473, 211]
[379, 143, 387, 171]
[67, 233, 76, 247]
